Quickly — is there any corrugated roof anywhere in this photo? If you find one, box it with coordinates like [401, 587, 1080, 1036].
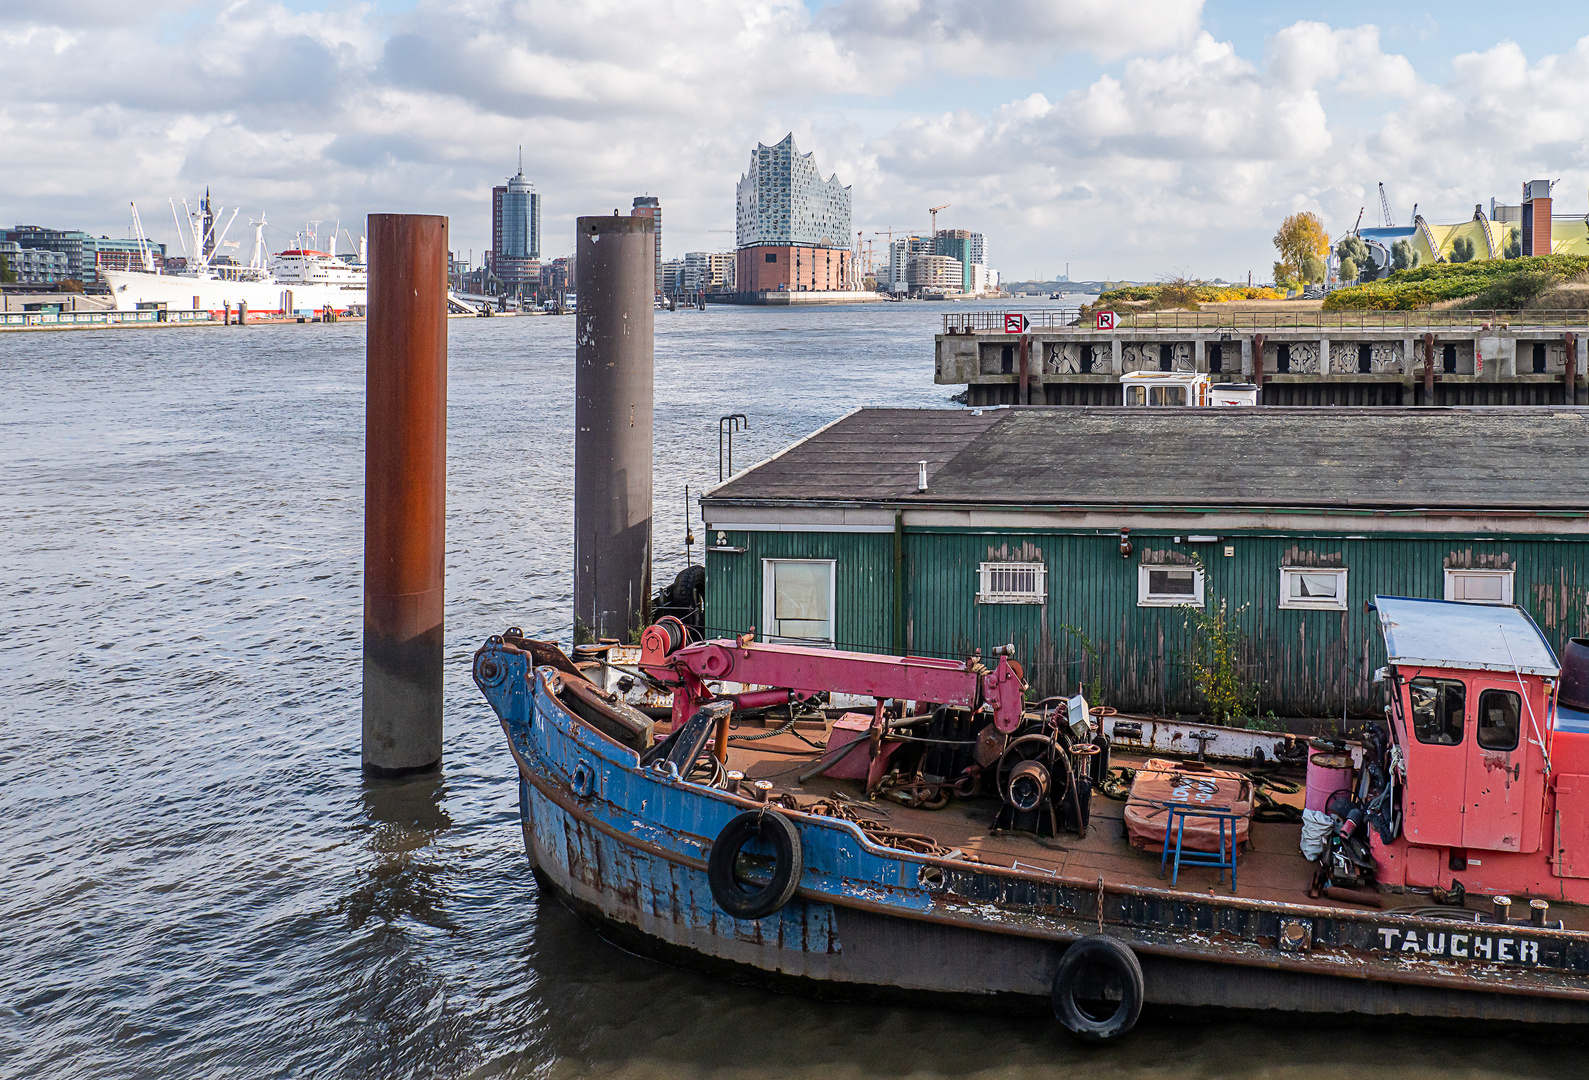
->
[705, 406, 1589, 512]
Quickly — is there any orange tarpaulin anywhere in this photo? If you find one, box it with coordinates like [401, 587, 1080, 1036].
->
[1124, 759, 1254, 853]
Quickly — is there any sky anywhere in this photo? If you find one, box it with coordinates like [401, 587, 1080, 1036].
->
[6, 0, 1589, 282]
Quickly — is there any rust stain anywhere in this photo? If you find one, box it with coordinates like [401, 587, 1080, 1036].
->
[1444, 548, 1514, 570]
[1282, 546, 1344, 568]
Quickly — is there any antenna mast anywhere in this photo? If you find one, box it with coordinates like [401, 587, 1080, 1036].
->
[129, 202, 155, 272]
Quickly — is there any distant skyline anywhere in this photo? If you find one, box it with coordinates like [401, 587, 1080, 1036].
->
[5, 1, 1589, 280]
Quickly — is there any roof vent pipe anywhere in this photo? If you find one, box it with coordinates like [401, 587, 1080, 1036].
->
[917, 461, 928, 492]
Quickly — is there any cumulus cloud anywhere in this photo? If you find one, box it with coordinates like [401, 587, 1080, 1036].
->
[4, 1, 1589, 280]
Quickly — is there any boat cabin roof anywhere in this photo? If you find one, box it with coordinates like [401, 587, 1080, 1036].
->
[1119, 371, 1207, 385]
[1375, 594, 1559, 677]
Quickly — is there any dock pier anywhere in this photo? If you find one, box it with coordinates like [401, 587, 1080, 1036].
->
[937, 310, 1589, 406]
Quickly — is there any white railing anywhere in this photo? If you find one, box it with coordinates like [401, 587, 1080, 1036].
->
[0, 310, 218, 328]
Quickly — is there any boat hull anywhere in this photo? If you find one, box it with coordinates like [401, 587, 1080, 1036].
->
[101, 269, 365, 314]
[476, 643, 1589, 1030]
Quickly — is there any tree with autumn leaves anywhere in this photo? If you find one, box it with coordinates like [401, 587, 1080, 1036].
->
[1272, 212, 1331, 289]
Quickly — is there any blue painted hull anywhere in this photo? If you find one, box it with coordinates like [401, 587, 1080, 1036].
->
[474, 642, 1589, 1025]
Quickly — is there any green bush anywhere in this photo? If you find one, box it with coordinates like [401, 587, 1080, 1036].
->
[1466, 270, 1563, 310]
[1322, 253, 1589, 310]
[1095, 282, 1286, 307]
[1451, 236, 1476, 263]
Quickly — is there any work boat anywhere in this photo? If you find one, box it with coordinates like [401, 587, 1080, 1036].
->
[472, 596, 1589, 1042]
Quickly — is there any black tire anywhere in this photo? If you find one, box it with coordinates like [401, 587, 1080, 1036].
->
[707, 810, 803, 920]
[1051, 935, 1145, 1044]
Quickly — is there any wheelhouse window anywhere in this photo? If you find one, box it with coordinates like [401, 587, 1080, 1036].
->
[1477, 688, 1522, 751]
[761, 559, 834, 645]
[1409, 676, 1465, 745]
[1445, 568, 1514, 605]
[1137, 565, 1204, 607]
[978, 562, 1046, 604]
[1279, 567, 1348, 610]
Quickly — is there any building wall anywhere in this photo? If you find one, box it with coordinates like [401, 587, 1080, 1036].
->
[735, 244, 852, 293]
[706, 527, 1589, 718]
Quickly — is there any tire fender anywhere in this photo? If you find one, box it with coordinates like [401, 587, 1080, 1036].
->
[707, 809, 803, 920]
[1051, 934, 1145, 1044]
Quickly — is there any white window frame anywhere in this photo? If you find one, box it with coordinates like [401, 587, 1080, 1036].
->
[1137, 564, 1204, 607]
[761, 558, 836, 645]
[978, 561, 1047, 604]
[1279, 567, 1349, 611]
[1444, 568, 1514, 605]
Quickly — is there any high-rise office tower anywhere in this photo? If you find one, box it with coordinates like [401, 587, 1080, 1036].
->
[491, 149, 541, 293]
[631, 197, 662, 301]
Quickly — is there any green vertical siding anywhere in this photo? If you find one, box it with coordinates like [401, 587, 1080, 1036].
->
[706, 531, 894, 650]
[705, 527, 1589, 718]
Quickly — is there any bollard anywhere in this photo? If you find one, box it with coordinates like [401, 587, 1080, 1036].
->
[573, 214, 654, 643]
[362, 213, 448, 775]
[238, 301, 247, 326]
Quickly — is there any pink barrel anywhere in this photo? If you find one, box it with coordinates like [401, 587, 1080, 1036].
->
[1305, 752, 1355, 813]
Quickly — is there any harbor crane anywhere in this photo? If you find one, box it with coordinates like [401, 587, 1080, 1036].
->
[928, 204, 950, 237]
[1378, 183, 1394, 227]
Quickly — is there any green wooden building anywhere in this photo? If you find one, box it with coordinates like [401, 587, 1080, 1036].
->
[699, 406, 1589, 718]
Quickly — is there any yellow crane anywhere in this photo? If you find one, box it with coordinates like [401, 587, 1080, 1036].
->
[928, 204, 950, 237]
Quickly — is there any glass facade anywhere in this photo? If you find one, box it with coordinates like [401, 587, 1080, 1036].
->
[735, 134, 852, 251]
[495, 172, 539, 259]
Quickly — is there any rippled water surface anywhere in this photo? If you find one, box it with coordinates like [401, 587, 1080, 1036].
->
[1, 306, 1580, 1078]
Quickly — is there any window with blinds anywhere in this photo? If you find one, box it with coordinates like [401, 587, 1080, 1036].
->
[978, 562, 1047, 604]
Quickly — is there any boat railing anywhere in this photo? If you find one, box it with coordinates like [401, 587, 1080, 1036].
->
[0, 309, 220, 328]
[943, 309, 1589, 333]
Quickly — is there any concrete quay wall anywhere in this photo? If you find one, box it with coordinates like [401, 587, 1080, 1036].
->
[936, 325, 1588, 406]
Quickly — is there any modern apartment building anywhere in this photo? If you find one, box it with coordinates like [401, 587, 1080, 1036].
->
[491, 159, 541, 293]
[734, 134, 852, 293]
[886, 236, 932, 293]
[0, 240, 72, 284]
[678, 251, 741, 296]
[934, 229, 986, 294]
[909, 253, 964, 292]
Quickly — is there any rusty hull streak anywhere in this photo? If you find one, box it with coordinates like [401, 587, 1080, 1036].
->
[508, 670, 1589, 1004]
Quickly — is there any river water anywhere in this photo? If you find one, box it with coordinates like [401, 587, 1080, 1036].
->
[0, 305, 1579, 1078]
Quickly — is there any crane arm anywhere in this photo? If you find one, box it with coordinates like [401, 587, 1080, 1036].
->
[640, 626, 1027, 732]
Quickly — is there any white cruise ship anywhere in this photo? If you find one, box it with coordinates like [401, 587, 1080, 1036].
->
[101, 200, 369, 315]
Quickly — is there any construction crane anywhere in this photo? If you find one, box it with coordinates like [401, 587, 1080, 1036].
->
[928, 204, 950, 237]
[1352, 206, 1365, 235]
[1378, 183, 1394, 227]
